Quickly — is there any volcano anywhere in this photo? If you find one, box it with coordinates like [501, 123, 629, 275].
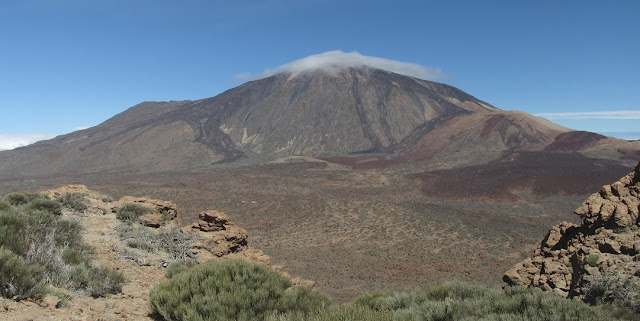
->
[1, 54, 640, 300]
[0, 63, 638, 178]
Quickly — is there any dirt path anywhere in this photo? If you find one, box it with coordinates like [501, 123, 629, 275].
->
[1, 186, 168, 321]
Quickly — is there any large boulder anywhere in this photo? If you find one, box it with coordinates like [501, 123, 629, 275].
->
[504, 162, 640, 299]
[187, 210, 248, 257]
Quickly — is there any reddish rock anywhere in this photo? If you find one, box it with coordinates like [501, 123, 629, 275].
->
[504, 162, 640, 300]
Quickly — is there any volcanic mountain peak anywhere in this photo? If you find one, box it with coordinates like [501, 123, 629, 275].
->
[0, 64, 638, 177]
[256, 50, 444, 81]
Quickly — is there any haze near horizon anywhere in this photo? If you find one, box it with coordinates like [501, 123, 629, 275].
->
[0, 0, 638, 150]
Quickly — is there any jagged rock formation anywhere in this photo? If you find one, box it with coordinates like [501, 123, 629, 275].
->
[504, 162, 640, 299]
[186, 210, 249, 258]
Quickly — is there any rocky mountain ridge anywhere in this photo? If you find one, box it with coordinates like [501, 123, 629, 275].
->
[504, 161, 640, 302]
[2, 66, 637, 178]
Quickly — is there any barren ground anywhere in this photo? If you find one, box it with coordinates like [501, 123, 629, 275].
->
[0, 151, 633, 302]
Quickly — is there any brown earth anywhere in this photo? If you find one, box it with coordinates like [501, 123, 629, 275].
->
[0, 185, 300, 321]
[2, 153, 635, 302]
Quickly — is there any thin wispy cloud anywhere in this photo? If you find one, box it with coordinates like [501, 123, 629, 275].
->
[236, 50, 444, 81]
[535, 110, 640, 120]
[0, 133, 55, 151]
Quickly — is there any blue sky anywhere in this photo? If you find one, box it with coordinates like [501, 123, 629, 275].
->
[0, 0, 638, 149]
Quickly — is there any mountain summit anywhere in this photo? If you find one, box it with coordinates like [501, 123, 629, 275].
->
[0, 63, 637, 177]
[252, 50, 444, 80]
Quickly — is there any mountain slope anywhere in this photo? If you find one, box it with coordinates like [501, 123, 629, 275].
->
[0, 67, 637, 177]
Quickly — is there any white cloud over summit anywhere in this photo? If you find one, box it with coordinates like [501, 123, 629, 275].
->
[237, 50, 444, 81]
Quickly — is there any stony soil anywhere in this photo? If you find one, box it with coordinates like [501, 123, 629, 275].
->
[504, 161, 640, 299]
[0, 185, 294, 321]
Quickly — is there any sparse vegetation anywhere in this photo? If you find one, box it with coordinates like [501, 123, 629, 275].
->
[60, 247, 83, 265]
[56, 192, 88, 212]
[164, 259, 199, 278]
[0, 200, 11, 212]
[4, 192, 46, 206]
[67, 264, 126, 297]
[117, 224, 199, 260]
[116, 203, 153, 223]
[585, 273, 640, 313]
[24, 198, 62, 215]
[0, 192, 125, 301]
[149, 259, 330, 321]
[0, 247, 47, 300]
[268, 281, 639, 321]
[586, 254, 600, 267]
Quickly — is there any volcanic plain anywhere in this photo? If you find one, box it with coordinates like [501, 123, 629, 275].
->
[1, 151, 633, 301]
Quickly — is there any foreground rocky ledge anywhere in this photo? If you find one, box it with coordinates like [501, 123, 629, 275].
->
[504, 162, 640, 299]
[0, 185, 311, 321]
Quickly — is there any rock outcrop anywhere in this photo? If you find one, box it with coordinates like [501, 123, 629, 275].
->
[0, 185, 314, 320]
[117, 196, 178, 227]
[504, 162, 640, 299]
[187, 210, 249, 258]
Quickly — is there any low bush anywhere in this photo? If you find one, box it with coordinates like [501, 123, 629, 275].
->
[156, 227, 200, 260]
[267, 304, 391, 321]
[271, 281, 637, 321]
[68, 264, 126, 297]
[585, 273, 640, 313]
[116, 203, 153, 222]
[0, 193, 122, 301]
[586, 254, 600, 267]
[0, 247, 47, 300]
[3, 192, 46, 206]
[149, 259, 329, 321]
[3, 192, 31, 206]
[0, 200, 11, 212]
[24, 199, 62, 216]
[164, 259, 199, 278]
[55, 193, 88, 212]
[60, 247, 82, 265]
[118, 224, 199, 260]
[0, 211, 26, 255]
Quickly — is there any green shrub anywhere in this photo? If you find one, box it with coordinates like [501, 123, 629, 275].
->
[116, 203, 153, 222]
[3, 192, 47, 206]
[4, 193, 31, 206]
[49, 289, 71, 308]
[149, 259, 329, 321]
[68, 264, 126, 297]
[277, 282, 634, 321]
[164, 259, 199, 278]
[0, 211, 26, 255]
[585, 273, 640, 313]
[586, 254, 600, 267]
[0, 189, 122, 299]
[25, 199, 62, 216]
[280, 286, 331, 315]
[61, 248, 82, 265]
[19, 209, 83, 251]
[0, 201, 11, 212]
[0, 247, 47, 300]
[55, 193, 88, 212]
[267, 304, 391, 321]
[51, 219, 83, 249]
